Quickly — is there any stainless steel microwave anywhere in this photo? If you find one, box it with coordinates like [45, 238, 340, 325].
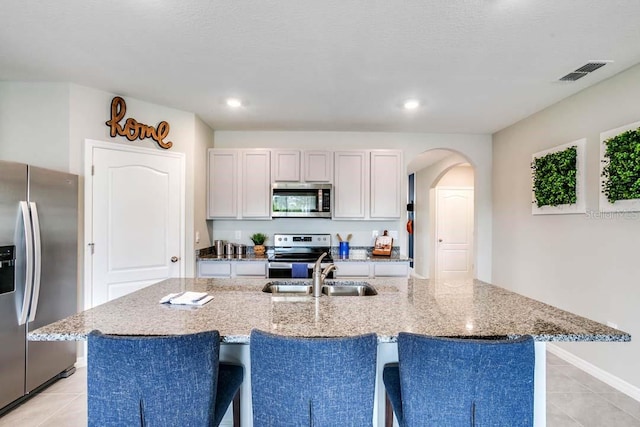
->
[271, 183, 332, 218]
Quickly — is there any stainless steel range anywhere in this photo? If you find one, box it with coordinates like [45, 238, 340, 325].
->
[267, 233, 334, 279]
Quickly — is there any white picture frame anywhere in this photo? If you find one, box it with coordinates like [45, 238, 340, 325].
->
[599, 120, 640, 213]
[531, 138, 586, 215]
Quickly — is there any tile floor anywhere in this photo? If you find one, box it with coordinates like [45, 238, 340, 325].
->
[0, 351, 639, 426]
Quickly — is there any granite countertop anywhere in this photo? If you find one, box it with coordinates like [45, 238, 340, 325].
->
[29, 278, 630, 344]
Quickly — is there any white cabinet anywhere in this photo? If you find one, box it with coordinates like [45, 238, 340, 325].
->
[233, 261, 267, 277]
[241, 150, 271, 218]
[303, 151, 333, 182]
[198, 260, 267, 278]
[207, 150, 238, 218]
[198, 261, 232, 277]
[333, 150, 402, 220]
[333, 261, 410, 278]
[272, 150, 300, 182]
[334, 262, 371, 278]
[333, 151, 367, 218]
[370, 150, 402, 219]
[272, 150, 332, 182]
[373, 262, 409, 277]
[207, 149, 271, 219]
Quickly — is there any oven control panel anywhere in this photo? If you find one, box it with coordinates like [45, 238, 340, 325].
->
[273, 234, 332, 247]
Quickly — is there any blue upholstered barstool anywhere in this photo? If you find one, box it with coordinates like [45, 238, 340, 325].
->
[250, 329, 378, 426]
[384, 333, 535, 427]
[88, 330, 243, 427]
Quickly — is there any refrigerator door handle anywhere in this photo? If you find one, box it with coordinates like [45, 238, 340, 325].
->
[19, 201, 34, 326]
[28, 202, 42, 322]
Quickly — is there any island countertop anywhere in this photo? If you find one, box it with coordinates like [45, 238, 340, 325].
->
[29, 277, 630, 343]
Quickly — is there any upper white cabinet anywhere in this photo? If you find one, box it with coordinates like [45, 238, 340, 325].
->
[333, 150, 402, 220]
[303, 151, 333, 182]
[370, 150, 403, 219]
[333, 151, 368, 218]
[272, 150, 332, 182]
[272, 150, 301, 181]
[207, 149, 238, 218]
[207, 149, 271, 219]
[241, 150, 271, 218]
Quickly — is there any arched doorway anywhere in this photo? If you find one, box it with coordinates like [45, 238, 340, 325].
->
[407, 149, 475, 279]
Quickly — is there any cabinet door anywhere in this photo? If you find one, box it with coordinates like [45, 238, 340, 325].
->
[208, 149, 238, 218]
[233, 261, 267, 277]
[303, 150, 333, 182]
[333, 151, 367, 218]
[334, 262, 371, 278]
[370, 150, 402, 219]
[273, 150, 301, 182]
[241, 150, 271, 218]
[198, 261, 232, 277]
[373, 262, 409, 277]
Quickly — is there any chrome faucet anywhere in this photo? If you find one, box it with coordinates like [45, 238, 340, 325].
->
[312, 252, 336, 297]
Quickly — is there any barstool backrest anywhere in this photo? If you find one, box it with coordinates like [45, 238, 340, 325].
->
[250, 329, 378, 426]
[398, 333, 535, 426]
[88, 330, 220, 426]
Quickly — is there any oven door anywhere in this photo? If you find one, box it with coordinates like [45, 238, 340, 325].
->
[267, 262, 335, 279]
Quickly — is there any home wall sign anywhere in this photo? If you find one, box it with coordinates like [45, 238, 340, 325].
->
[531, 138, 586, 215]
[105, 96, 173, 149]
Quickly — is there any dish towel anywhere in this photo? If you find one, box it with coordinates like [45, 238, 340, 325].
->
[292, 263, 308, 278]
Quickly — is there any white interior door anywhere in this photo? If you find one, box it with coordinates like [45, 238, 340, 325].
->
[435, 187, 474, 280]
[86, 141, 184, 308]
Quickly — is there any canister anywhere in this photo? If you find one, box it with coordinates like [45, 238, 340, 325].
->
[214, 240, 224, 256]
[225, 242, 235, 256]
[236, 244, 247, 257]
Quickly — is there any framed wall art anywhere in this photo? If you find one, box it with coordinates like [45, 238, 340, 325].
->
[531, 138, 586, 215]
[600, 120, 640, 212]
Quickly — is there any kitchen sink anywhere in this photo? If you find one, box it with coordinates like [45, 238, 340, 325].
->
[262, 282, 313, 295]
[262, 280, 377, 296]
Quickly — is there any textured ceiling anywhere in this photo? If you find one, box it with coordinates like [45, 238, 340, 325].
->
[2, 1, 640, 134]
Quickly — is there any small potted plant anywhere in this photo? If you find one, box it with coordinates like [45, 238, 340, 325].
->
[249, 233, 268, 256]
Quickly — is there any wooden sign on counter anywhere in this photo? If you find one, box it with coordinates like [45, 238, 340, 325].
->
[105, 96, 173, 149]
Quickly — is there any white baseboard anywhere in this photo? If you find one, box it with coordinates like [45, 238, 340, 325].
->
[75, 356, 87, 368]
[547, 344, 640, 402]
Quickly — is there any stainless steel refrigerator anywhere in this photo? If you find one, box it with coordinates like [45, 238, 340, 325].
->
[0, 160, 77, 413]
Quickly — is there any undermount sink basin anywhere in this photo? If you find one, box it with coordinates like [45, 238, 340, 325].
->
[262, 280, 377, 296]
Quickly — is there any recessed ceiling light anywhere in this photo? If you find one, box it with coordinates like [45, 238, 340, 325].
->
[226, 98, 243, 108]
[403, 99, 420, 110]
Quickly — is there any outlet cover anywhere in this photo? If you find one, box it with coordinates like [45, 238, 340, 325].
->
[372, 230, 379, 238]
[235, 230, 242, 240]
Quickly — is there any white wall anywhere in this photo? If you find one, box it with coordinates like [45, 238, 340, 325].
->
[212, 131, 493, 280]
[0, 82, 70, 171]
[493, 63, 640, 388]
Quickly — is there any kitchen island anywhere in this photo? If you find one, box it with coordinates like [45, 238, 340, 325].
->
[29, 277, 630, 427]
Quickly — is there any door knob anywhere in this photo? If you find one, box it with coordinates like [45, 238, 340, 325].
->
[438, 239, 443, 243]
[171, 256, 180, 263]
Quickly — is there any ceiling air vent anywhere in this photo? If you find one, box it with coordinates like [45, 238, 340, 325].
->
[558, 61, 612, 82]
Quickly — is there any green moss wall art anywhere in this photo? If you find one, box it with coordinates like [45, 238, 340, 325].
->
[531, 139, 586, 215]
[600, 120, 640, 212]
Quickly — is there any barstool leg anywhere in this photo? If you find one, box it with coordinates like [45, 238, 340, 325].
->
[233, 389, 241, 427]
[385, 392, 394, 427]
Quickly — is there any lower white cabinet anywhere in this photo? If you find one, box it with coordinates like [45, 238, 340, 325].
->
[334, 262, 371, 278]
[234, 262, 267, 277]
[333, 261, 410, 278]
[198, 261, 232, 278]
[372, 262, 409, 277]
[198, 261, 267, 278]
